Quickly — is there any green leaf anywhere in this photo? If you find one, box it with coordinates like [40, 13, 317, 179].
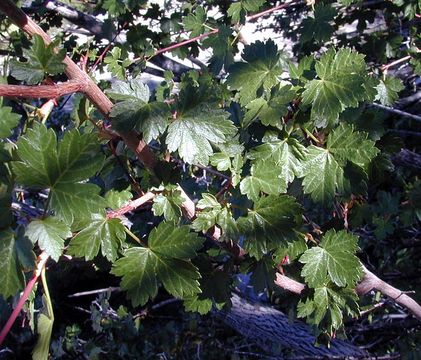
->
[302, 48, 369, 126]
[10, 34, 66, 85]
[156, 257, 201, 298]
[26, 217, 72, 261]
[374, 76, 404, 106]
[68, 213, 126, 262]
[135, 102, 169, 143]
[13, 123, 104, 188]
[243, 86, 296, 128]
[152, 192, 183, 222]
[106, 77, 150, 102]
[50, 183, 106, 225]
[0, 230, 24, 298]
[183, 6, 207, 37]
[202, 25, 234, 74]
[249, 136, 306, 188]
[104, 47, 129, 80]
[0, 103, 20, 138]
[327, 123, 379, 168]
[192, 193, 236, 234]
[105, 189, 132, 209]
[15, 227, 36, 271]
[148, 222, 203, 259]
[300, 145, 344, 204]
[240, 160, 283, 201]
[300, 4, 336, 44]
[237, 195, 302, 259]
[227, 0, 265, 23]
[13, 123, 60, 188]
[166, 103, 236, 165]
[107, 78, 171, 138]
[299, 229, 362, 288]
[57, 130, 105, 183]
[226, 40, 283, 105]
[111, 247, 159, 306]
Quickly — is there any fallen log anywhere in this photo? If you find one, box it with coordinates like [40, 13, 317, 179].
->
[216, 294, 369, 358]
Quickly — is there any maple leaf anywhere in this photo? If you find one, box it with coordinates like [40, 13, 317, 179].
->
[68, 213, 126, 262]
[184, 255, 231, 314]
[26, 217, 72, 261]
[300, 145, 344, 204]
[240, 160, 284, 201]
[105, 189, 132, 209]
[148, 222, 204, 259]
[10, 34, 66, 85]
[302, 48, 369, 127]
[237, 195, 302, 259]
[152, 191, 184, 222]
[112, 222, 203, 306]
[111, 247, 159, 306]
[166, 103, 236, 165]
[249, 135, 306, 187]
[156, 257, 201, 298]
[374, 76, 404, 106]
[108, 77, 170, 140]
[327, 123, 379, 168]
[202, 25, 234, 74]
[228, 0, 265, 23]
[299, 229, 362, 288]
[183, 6, 207, 37]
[300, 4, 336, 44]
[0, 103, 20, 138]
[192, 193, 236, 235]
[226, 40, 283, 105]
[0, 230, 25, 297]
[12, 123, 105, 224]
[243, 85, 296, 128]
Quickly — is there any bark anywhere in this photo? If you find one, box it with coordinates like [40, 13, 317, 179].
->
[0, 80, 85, 98]
[216, 293, 368, 358]
[392, 149, 421, 171]
[276, 266, 421, 322]
[0, 0, 157, 171]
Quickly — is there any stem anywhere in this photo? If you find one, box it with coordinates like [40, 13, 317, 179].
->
[124, 226, 146, 246]
[41, 267, 53, 320]
[0, 252, 49, 346]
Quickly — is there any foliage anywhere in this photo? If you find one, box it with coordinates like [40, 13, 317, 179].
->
[0, 0, 420, 357]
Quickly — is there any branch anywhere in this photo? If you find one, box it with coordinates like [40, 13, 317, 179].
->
[0, 0, 156, 170]
[0, 80, 86, 98]
[275, 265, 421, 321]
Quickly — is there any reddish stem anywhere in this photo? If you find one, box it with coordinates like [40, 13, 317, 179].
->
[246, 1, 298, 21]
[0, 252, 49, 346]
[153, 29, 219, 57]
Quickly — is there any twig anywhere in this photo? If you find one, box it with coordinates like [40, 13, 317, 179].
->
[133, 1, 298, 61]
[68, 287, 121, 298]
[369, 103, 421, 123]
[246, 0, 299, 21]
[0, 252, 49, 346]
[107, 191, 156, 219]
[380, 55, 411, 72]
